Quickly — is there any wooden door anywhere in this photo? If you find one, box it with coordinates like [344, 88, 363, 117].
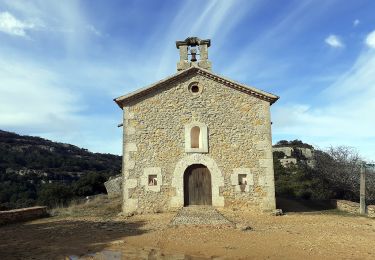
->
[184, 164, 212, 206]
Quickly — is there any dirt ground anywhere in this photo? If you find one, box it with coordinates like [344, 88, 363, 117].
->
[1, 198, 375, 259]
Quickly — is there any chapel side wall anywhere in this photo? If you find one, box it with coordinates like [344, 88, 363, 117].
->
[259, 104, 276, 211]
[122, 74, 276, 214]
[122, 107, 139, 214]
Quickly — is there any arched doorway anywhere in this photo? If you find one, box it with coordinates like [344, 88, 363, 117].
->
[183, 164, 212, 206]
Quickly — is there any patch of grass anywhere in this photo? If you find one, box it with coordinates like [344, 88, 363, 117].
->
[49, 194, 121, 219]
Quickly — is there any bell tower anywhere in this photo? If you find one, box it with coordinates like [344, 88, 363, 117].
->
[176, 37, 212, 71]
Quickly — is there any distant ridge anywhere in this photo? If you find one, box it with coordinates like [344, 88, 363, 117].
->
[0, 129, 121, 178]
[0, 130, 121, 210]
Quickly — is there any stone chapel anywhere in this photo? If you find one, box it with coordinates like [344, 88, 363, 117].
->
[114, 37, 279, 215]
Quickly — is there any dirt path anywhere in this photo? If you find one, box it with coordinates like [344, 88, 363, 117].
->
[0, 209, 374, 259]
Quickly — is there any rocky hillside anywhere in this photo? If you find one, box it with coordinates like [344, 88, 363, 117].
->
[0, 130, 121, 210]
[273, 139, 315, 168]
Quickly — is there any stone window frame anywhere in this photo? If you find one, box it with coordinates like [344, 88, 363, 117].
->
[184, 122, 208, 153]
[141, 167, 162, 192]
[230, 168, 254, 193]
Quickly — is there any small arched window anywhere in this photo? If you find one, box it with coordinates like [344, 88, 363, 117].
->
[185, 122, 208, 153]
[191, 126, 200, 148]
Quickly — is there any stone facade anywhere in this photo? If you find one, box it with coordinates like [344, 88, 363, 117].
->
[115, 37, 279, 215]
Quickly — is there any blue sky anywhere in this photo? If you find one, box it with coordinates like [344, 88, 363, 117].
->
[0, 0, 375, 161]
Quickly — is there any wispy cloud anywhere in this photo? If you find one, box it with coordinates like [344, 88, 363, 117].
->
[325, 34, 344, 48]
[365, 30, 375, 48]
[0, 52, 124, 154]
[152, 0, 257, 78]
[223, 1, 339, 81]
[86, 24, 101, 36]
[1, 1, 102, 53]
[0, 55, 83, 130]
[273, 48, 375, 160]
[0, 11, 36, 37]
[353, 19, 360, 27]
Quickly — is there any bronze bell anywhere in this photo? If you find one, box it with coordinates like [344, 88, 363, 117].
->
[190, 48, 197, 62]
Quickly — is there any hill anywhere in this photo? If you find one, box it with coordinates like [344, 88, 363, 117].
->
[0, 130, 121, 210]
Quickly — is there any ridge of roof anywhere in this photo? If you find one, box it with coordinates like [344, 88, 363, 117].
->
[114, 67, 279, 108]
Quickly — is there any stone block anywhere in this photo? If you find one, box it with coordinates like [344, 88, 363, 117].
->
[104, 175, 122, 197]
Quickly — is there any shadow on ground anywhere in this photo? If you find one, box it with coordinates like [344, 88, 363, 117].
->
[276, 197, 336, 213]
[0, 218, 148, 260]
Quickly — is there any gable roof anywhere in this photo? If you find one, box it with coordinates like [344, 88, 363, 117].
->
[114, 66, 279, 108]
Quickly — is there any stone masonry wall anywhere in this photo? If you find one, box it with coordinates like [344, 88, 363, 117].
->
[368, 205, 375, 218]
[331, 199, 375, 217]
[0, 206, 48, 225]
[122, 72, 275, 214]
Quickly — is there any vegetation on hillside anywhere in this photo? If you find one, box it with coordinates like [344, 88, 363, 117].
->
[274, 139, 313, 149]
[0, 130, 121, 210]
[274, 144, 375, 204]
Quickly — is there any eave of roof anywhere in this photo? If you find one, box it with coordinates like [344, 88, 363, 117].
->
[114, 66, 279, 109]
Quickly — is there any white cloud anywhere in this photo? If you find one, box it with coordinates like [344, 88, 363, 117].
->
[365, 30, 375, 48]
[353, 19, 360, 27]
[325, 34, 344, 48]
[0, 11, 35, 36]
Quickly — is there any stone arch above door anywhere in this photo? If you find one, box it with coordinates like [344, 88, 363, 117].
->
[170, 154, 224, 208]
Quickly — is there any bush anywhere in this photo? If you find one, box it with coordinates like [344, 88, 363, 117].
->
[274, 157, 333, 200]
[37, 183, 74, 207]
[73, 172, 107, 197]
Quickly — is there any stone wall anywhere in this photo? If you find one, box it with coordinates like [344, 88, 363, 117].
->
[0, 206, 48, 225]
[331, 200, 375, 217]
[367, 205, 375, 217]
[122, 72, 275, 214]
[104, 175, 122, 197]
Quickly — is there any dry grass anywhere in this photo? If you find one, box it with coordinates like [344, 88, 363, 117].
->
[49, 194, 122, 219]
